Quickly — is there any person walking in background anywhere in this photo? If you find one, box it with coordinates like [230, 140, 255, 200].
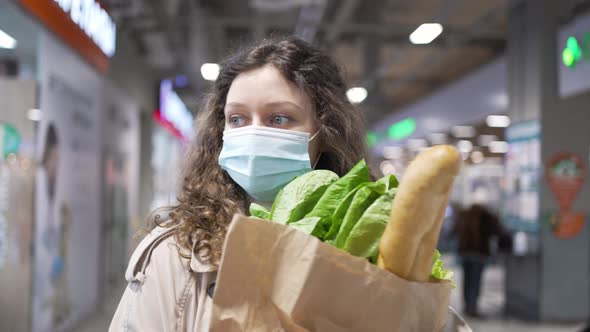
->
[454, 204, 511, 318]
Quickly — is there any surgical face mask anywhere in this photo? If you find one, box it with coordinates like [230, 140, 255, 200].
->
[218, 126, 320, 202]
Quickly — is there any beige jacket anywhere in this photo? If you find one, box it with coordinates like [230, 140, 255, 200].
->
[109, 226, 217, 332]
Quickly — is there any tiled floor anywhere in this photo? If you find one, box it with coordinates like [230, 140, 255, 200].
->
[446, 256, 584, 332]
[78, 258, 586, 332]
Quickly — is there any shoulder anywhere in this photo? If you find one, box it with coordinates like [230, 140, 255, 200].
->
[125, 225, 216, 283]
[111, 226, 218, 332]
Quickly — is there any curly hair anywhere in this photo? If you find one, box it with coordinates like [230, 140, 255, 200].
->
[155, 36, 370, 268]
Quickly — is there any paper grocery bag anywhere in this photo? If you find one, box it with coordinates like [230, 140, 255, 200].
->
[210, 214, 453, 332]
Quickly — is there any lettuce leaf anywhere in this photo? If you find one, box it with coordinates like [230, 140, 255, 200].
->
[342, 188, 396, 262]
[270, 170, 339, 224]
[289, 217, 322, 234]
[305, 160, 371, 239]
[249, 203, 270, 220]
[431, 250, 455, 287]
[324, 183, 365, 242]
[333, 182, 385, 248]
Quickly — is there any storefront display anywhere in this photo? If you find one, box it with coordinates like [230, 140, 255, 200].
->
[503, 120, 541, 232]
[150, 79, 193, 211]
[0, 3, 39, 331]
[33, 34, 103, 332]
[150, 126, 183, 211]
[0, 1, 141, 331]
[101, 85, 140, 287]
[0, 78, 37, 332]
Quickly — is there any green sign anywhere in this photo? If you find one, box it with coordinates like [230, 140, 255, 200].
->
[366, 117, 417, 148]
[562, 33, 590, 69]
[1, 124, 21, 158]
[388, 117, 416, 140]
[366, 131, 377, 147]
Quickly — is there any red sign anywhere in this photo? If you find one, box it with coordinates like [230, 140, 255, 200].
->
[18, 0, 112, 73]
[152, 109, 186, 143]
[545, 152, 587, 239]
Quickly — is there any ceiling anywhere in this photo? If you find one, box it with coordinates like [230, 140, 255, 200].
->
[0, 1, 41, 77]
[100, 0, 588, 126]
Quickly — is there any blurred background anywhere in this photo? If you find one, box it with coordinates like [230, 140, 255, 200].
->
[1, 0, 590, 331]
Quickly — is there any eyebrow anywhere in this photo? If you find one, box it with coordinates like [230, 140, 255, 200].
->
[263, 101, 303, 111]
[225, 102, 248, 109]
[225, 101, 305, 112]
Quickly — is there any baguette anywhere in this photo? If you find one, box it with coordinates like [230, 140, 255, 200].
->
[377, 145, 461, 282]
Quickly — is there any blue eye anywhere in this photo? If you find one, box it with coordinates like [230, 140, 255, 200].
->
[272, 115, 290, 125]
[229, 116, 245, 127]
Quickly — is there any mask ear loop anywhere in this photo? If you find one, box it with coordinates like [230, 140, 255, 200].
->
[312, 152, 322, 169]
[309, 129, 321, 142]
[309, 128, 322, 169]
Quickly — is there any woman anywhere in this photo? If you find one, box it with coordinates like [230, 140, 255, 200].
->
[109, 36, 368, 331]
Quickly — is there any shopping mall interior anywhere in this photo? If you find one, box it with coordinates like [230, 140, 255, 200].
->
[1, 0, 590, 331]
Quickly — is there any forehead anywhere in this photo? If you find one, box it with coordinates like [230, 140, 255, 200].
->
[225, 65, 312, 110]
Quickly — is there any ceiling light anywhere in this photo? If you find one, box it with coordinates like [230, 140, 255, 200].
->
[200, 63, 220, 81]
[471, 150, 484, 164]
[489, 140, 508, 153]
[477, 134, 497, 147]
[486, 115, 511, 128]
[383, 146, 402, 159]
[452, 126, 476, 138]
[409, 23, 443, 45]
[0, 29, 17, 49]
[429, 133, 447, 145]
[347, 87, 368, 104]
[457, 140, 473, 153]
[27, 109, 41, 121]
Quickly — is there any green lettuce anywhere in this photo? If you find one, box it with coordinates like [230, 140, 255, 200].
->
[342, 188, 396, 262]
[249, 203, 270, 219]
[324, 183, 365, 242]
[333, 175, 397, 249]
[269, 170, 338, 224]
[289, 217, 322, 234]
[333, 182, 385, 248]
[431, 250, 455, 287]
[247, 159, 454, 287]
[304, 160, 371, 239]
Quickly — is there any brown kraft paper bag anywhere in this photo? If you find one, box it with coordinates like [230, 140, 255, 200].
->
[209, 215, 453, 332]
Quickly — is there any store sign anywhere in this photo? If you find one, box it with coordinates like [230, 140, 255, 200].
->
[52, 0, 116, 57]
[18, 0, 114, 72]
[388, 117, 416, 140]
[559, 12, 590, 97]
[157, 79, 194, 141]
[545, 152, 586, 239]
[366, 117, 417, 147]
[0, 124, 21, 158]
[562, 34, 590, 69]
